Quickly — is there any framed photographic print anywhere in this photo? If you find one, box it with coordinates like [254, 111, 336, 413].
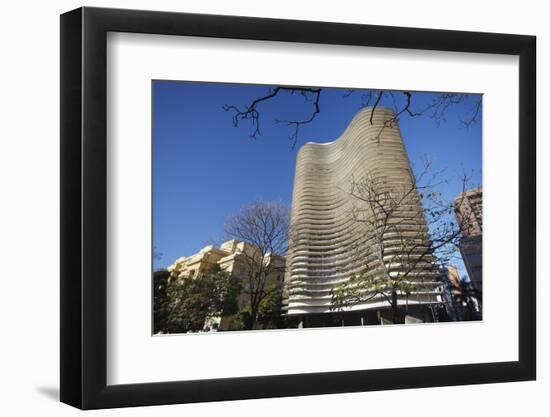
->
[60, 6, 536, 410]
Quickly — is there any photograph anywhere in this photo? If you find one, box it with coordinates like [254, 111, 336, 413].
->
[152, 81, 483, 334]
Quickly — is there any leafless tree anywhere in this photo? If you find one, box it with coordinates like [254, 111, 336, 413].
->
[330, 159, 476, 323]
[224, 87, 481, 148]
[224, 200, 289, 329]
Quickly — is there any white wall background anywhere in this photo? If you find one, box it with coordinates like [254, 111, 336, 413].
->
[0, 0, 545, 415]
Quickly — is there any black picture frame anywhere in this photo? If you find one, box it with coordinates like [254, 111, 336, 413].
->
[60, 6, 536, 410]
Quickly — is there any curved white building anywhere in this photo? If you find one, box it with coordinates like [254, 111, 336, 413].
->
[284, 107, 442, 325]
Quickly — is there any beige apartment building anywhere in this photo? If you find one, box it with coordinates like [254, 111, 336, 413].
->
[168, 240, 285, 330]
[283, 107, 442, 326]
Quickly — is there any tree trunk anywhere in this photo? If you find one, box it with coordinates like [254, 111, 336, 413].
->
[391, 289, 399, 324]
[242, 306, 259, 330]
[242, 314, 254, 330]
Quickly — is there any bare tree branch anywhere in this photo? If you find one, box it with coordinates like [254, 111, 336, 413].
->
[223, 87, 322, 149]
[224, 86, 481, 147]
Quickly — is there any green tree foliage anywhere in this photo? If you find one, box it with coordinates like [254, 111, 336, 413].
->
[161, 265, 241, 334]
[257, 283, 285, 329]
[153, 269, 170, 334]
[234, 305, 254, 331]
[234, 283, 287, 330]
[331, 268, 417, 324]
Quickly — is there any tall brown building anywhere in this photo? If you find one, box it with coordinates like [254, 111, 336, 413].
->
[446, 265, 463, 302]
[454, 187, 483, 238]
[454, 187, 483, 295]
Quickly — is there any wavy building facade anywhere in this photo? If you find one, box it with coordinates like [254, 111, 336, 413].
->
[283, 107, 442, 326]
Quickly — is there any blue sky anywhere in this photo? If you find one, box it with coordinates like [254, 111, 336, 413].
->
[153, 81, 482, 276]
